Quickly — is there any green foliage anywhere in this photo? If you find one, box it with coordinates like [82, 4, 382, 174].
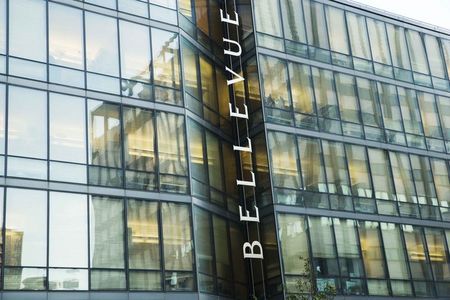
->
[286, 256, 336, 300]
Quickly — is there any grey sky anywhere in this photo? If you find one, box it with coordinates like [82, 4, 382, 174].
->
[353, 0, 450, 30]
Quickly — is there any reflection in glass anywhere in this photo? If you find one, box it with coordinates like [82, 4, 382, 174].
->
[182, 41, 199, 98]
[368, 149, 396, 201]
[200, 57, 218, 111]
[442, 39, 450, 78]
[335, 73, 359, 123]
[298, 136, 327, 193]
[333, 219, 364, 277]
[48, 269, 88, 290]
[9, 0, 46, 61]
[345, 144, 372, 197]
[424, 228, 450, 281]
[405, 30, 429, 74]
[380, 223, 409, 279]
[403, 225, 432, 280]
[280, 0, 306, 43]
[312, 67, 338, 119]
[377, 82, 402, 131]
[366, 18, 391, 65]
[325, 6, 349, 54]
[119, 20, 150, 81]
[4, 268, 46, 290]
[152, 28, 181, 88]
[88, 100, 122, 168]
[278, 214, 309, 274]
[308, 217, 339, 277]
[397, 87, 422, 135]
[410, 155, 437, 206]
[206, 132, 223, 191]
[437, 96, 450, 140]
[303, 0, 329, 49]
[49, 192, 88, 268]
[85, 12, 119, 76]
[417, 92, 442, 138]
[254, 0, 282, 36]
[5, 188, 47, 267]
[424, 35, 446, 78]
[50, 93, 86, 163]
[195, 208, 214, 276]
[129, 270, 161, 291]
[430, 158, 450, 206]
[90, 196, 124, 268]
[288, 62, 314, 115]
[386, 24, 411, 70]
[268, 131, 301, 189]
[346, 12, 371, 60]
[127, 200, 160, 269]
[0, 0, 5, 54]
[162, 203, 193, 271]
[8, 86, 47, 159]
[90, 270, 125, 290]
[0, 84, 5, 154]
[49, 3, 84, 69]
[389, 152, 416, 203]
[356, 78, 383, 128]
[260, 55, 290, 110]
[322, 140, 350, 195]
[213, 216, 232, 281]
[358, 221, 386, 278]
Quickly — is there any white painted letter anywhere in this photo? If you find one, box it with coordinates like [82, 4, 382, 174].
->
[223, 38, 242, 57]
[225, 66, 245, 86]
[233, 137, 252, 152]
[243, 241, 264, 259]
[237, 171, 255, 187]
[220, 9, 239, 26]
[229, 103, 248, 119]
[239, 205, 260, 222]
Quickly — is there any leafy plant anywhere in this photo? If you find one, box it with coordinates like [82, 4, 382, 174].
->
[286, 256, 336, 300]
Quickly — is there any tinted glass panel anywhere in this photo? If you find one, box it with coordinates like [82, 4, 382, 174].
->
[403, 225, 432, 280]
[424, 35, 446, 78]
[397, 87, 422, 135]
[288, 62, 314, 115]
[260, 56, 290, 110]
[357, 78, 382, 128]
[405, 30, 429, 74]
[366, 18, 391, 64]
[0, 0, 5, 54]
[389, 152, 416, 203]
[424, 228, 450, 281]
[358, 221, 386, 278]
[410, 155, 437, 206]
[206, 132, 223, 191]
[280, 0, 306, 43]
[368, 149, 396, 201]
[254, 0, 282, 36]
[437, 95, 450, 140]
[386, 24, 411, 69]
[345, 144, 372, 197]
[430, 159, 450, 206]
[380, 223, 409, 279]
[346, 12, 371, 60]
[298, 136, 327, 192]
[303, 0, 329, 49]
[377, 82, 402, 131]
[333, 219, 364, 277]
[335, 73, 359, 123]
[417, 92, 442, 138]
[325, 6, 349, 54]
[278, 214, 309, 274]
[152, 28, 181, 88]
[312, 67, 338, 119]
[322, 140, 350, 195]
[308, 217, 339, 277]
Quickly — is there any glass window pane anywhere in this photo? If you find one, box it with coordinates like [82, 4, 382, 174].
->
[157, 112, 187, 176]
[49, 3, 84, 69]
[5, 188, 47, 267]
[386, 24, 411, 70]
[424, 35, 446, 78]
[50, 93, 86, 163]
[280, 0, 306, 43]
[85, 12, 119, 76]
[88, 100, 122, 168]
[358, 221, 386, 278]
[442, 39, 450, 78]
[380, 223, 409, 279]
[9, 0, 46, 61]
[49, 192, 88, 267]
[119, 20, 150, 81]
[268, 131, 301, 189]
[368, 149, 396, 201]
[430, 158, 450, 206]
[213, 216, 231, 280]
[188, 120, 206, 183]
[152, 28, 181, 88]
[417, 92, 442, 138]
[312, 67, 338, 119]
[162, 203, 193, 271]
[333, 219, 364, 277]
[356, 78, 382, 128]
[424, 228, 450, 281]
[0, 0, 5, 54]
[194, 0, 209, 35]
[325, 6, 349, 54]
[308, 216, 339, 277]
[410, 155, 437, 206]
[127, 199, 159, 270]
[0, 84, 5, 154]
[206, 132, 223, 191]
[89, 196, 124, 268]
[377, 82, 403, 131]
[335, 73, 359, 123]
[129, 270, 161, 291]
[260, 55, 290, 110]
[366, 18, 391, 65]
[397, 87, 422, 135]
[322, 140, 350, 195]
[200, 56, 218, 111]
[195, 208, 213, 275]
[345, 144, 372, 198]
[403, 225, 432, 280]
[4, 268, 46, 290]
[254, 0, 282, 36]
[90, 270, 125, 290]
[346, 12, 371, 60]
[303, 0, 329, 49]
[8, 86, 47, 159]
[288, 62, 314, 115]
[182, 40, 199, 98]
[49, 269, 88, 290]
[437, 95, 450, 140]
[123, 106, 154, 172]
[406, 30, 429, 74]
[298, 136, 327, 192]
[278, 214, 309, 274]
[389, 152, 416, 203]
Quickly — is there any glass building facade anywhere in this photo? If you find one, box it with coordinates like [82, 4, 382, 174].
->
[0, 0, 449, 299]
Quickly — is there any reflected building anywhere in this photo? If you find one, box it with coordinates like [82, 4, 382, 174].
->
[0, 0, 449, 299]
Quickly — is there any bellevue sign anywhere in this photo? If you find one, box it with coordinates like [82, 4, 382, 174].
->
[220, 8, 263, 261]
